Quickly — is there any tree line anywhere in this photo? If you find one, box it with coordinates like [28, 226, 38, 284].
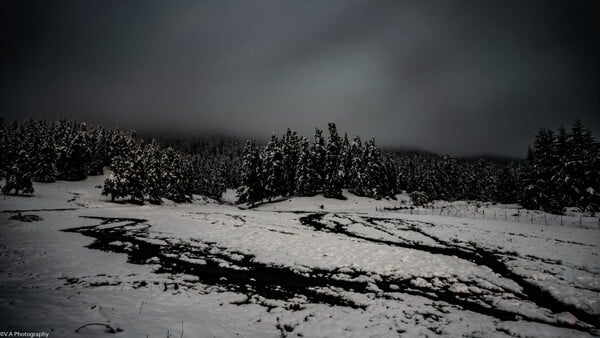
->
[1, 119, 598, 214]
[394, 153, 511, 203]
[393, 120, 599, 213]
[0, 119, 236, 202]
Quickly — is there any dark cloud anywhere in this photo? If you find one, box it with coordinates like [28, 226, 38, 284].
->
[1, 0, 599, 157]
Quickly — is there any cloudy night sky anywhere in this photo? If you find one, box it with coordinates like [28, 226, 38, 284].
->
[1, 0, 599, 157]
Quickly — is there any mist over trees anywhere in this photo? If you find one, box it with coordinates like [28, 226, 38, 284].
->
[1, 118, 598, 214]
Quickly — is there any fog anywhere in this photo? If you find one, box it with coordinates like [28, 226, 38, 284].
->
[1, 0, 598, 156]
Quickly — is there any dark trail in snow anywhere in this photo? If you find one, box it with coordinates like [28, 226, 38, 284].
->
[64, 216, 368, 309]
[299, 213, 600, 333]
[63, 214, 599, 335]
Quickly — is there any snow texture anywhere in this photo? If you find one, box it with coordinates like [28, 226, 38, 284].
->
[0, 176, 599, 337]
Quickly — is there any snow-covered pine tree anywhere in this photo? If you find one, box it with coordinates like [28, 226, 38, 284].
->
[262, 134, 286, 201]
[102, 154, 128, 202]
[160, 148, 177, 201]
[206, 160, 227, 201]
[237, 140, 264, 204]
[143, 140, 164, 203]
[2, 149, 34, 195]
[194, 161, 208, 199]
[52, 119, 73, 177]
[22, 121, 57, 183]
[161, 147, 177, 200]
[382, 154, 398, 196]
[590, 138, 600, 213]
[363, 138, 386, 197]
[294, 137, 318, 196]
[349, 136, 366, 196]
[58, 130, 91, 181]
[437, 156, 455, 200]
[324, 122, 344, 198]
[311, 128, 326, 192]
[552, 125, 572, 208]
[33, 137, 57, 182]
[126, 145, 146, 202]
[476, 160, 498, 201]
[282, 129, 301, 196]
[102, 143, 145, 203]
[161, 148, 190, 203]
[178, 154, 195, 201]
[496, 164, 519, 203]
[0, 119, 9, 178]
[521, 129, 560, 213]
[566, 120, 596, 211]
[341, 132, 351, 188]
[87, 128, 109, 176]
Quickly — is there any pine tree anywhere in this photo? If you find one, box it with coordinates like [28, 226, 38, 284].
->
[589, 138, 600, 213]
[495, 165, 519, 203]
[26, 123, 57, 183]
[237, 141, 264, 204]
[33, 139, 57, 182]
[206, 161, 227, 201]
[349, 136, 366, 196]
[324, 123, 344, 198]
[295, 137, 318, 196]
[382, 154, 399, 196]
[58, 131, 91, 181]
[311, 128, 326, 191]
[102, 155, 127, 202]
[363, 138, 385, 197]
[143, 140, 164, 203]
[341, 132, 351, 188]
[102, 145, 145, 202]
[127, 145, 146, 202]
[162, 149, 190, 202]
[88, 128, 109, 176]
[282, 129, 301, 196]
[0, 119, 9, 178]
[566, 120, 596, 211]
[521, 129, 560, 212]
[262, 134, 286, 201]
[553, 125, 573, 208]
[2, 149, 34, 195]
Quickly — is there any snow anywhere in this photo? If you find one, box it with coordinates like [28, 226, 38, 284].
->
[1, 176, 599, 337]
[384, 198, 600, 229]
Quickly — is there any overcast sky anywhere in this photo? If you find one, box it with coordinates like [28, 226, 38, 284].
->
[1, 0, 599, 157]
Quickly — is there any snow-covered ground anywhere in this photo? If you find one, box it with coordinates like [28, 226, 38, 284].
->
[1, 176, 599, 337]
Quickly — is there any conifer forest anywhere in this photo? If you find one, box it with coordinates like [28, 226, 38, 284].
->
[2, 119, 598, 214]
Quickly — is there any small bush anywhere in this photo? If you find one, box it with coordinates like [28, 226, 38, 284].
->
[410, 191, 431, 207]
[8, 213, 43, 222]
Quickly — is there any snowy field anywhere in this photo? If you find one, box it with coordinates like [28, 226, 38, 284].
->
[380, 200, 600, 229]
[1, 176, 599, 337]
